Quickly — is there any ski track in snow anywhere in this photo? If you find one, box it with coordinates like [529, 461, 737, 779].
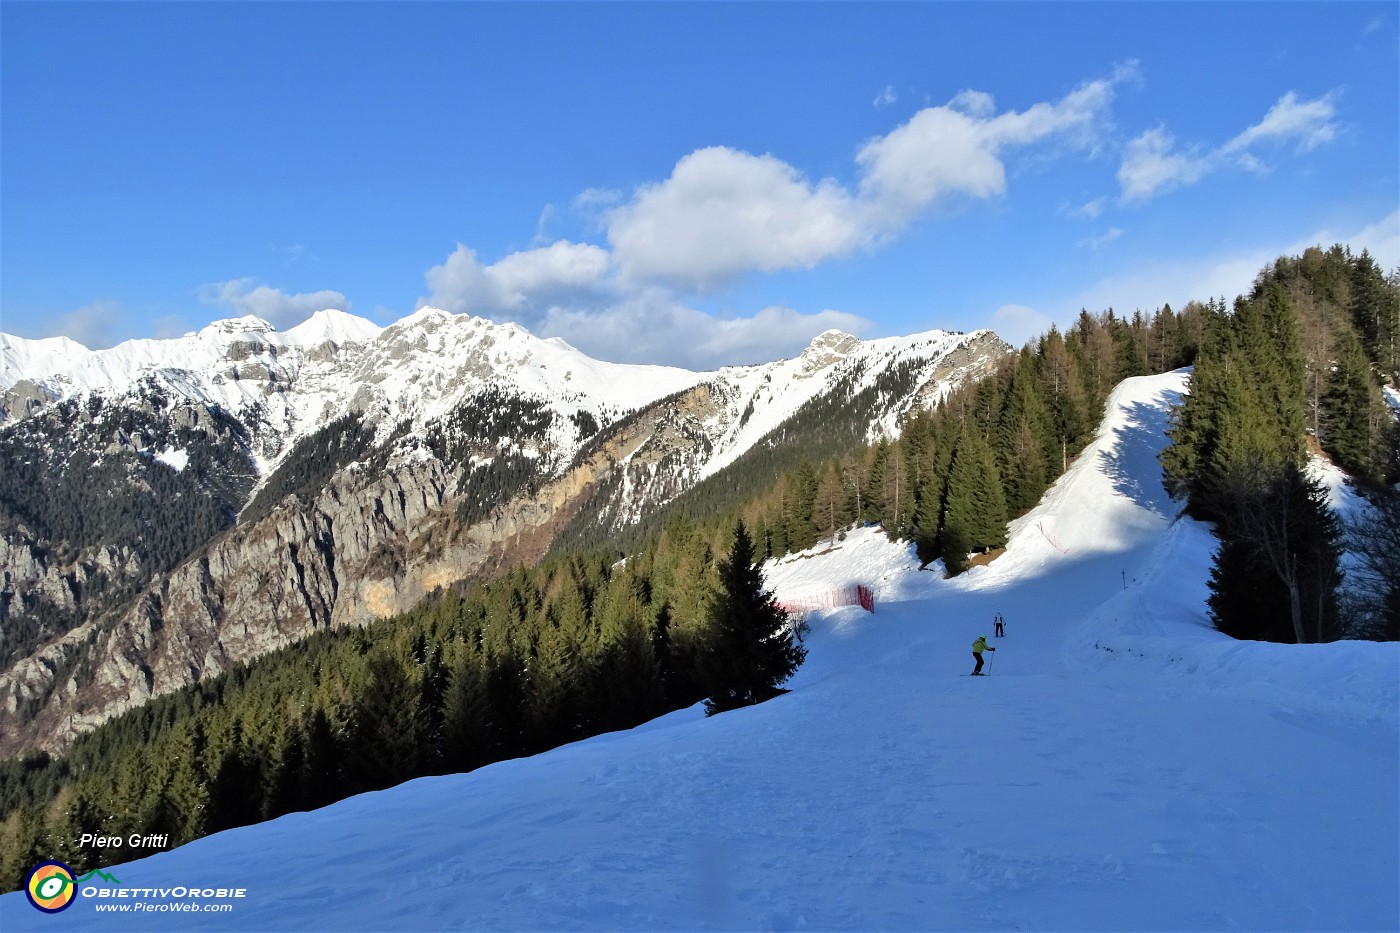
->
[2, 370, 1396, 932]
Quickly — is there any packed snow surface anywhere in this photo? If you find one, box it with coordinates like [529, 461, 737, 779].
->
[3, 371, 1396, 932]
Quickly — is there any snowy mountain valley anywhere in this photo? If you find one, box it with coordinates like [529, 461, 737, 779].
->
[0, 311, 1005, 754]
[2, 369, 1394, 932]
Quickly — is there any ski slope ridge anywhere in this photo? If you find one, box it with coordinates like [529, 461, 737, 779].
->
[2, 371, 1396, 932]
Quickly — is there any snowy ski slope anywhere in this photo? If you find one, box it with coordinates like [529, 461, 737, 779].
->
[2, 370, 1396, 932]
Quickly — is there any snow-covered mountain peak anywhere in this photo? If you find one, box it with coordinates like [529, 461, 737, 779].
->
[793, 329, 862, 378]
[802, 328, 860, 354]
[399, 304, 453, 326]
[199, 315, 277, 338]
[281, 309, 382, 347]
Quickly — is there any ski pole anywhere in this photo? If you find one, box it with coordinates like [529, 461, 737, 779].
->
[987, 650, 995, 676]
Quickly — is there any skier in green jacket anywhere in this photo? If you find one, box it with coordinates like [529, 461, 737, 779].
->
[971, 635, 996, 675]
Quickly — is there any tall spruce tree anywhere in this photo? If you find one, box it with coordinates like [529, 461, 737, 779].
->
[700, 520, 806, 716]
[1350, 250, 1399, 377]
[1038, 326, 1091, 472]
[1322, 331, 1379, 481]
[996, 350, 1054, 515]
[912, 465, 944, 567]
[940, 421, 1009, 568]
[1207, 462, 1342, 643]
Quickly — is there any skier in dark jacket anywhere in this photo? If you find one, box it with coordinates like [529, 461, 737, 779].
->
[972, 635, 996, 675]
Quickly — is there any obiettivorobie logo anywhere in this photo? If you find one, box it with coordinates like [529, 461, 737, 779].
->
[24, 861, 121, 913]
[24, 859, 248, 916]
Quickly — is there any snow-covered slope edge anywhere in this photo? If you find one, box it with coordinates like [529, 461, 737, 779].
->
[3, 374, 1394, 932]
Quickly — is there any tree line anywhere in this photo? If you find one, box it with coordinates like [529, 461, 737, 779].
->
[1162, 246, 1399, 642]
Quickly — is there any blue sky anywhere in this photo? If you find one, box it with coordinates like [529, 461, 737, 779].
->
[2, 2, 1397, 369]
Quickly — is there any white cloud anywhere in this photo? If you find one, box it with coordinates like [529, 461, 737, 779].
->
[531, 204, 559, 247]
[874, 85, 898, 109]
[419, 64, 1150, 365]
[1222, 91, 1339, 155]
[420, 241, 612, 317]
[45, 300, 123, 348]
[604, 65, 1136, 292]
[990, 304, 1054, 349]
[947, 89, 996, 118]
[1344, 208, 1400, 267]
[201, 279, 349, 329]
[857, 69, 1127, 224]
[532, 293, 874, 370]
[1117, 127, 1211, 203]
[854, 106, 1012, 220]
[418, 233, 874, 368]
[1118, 91, 1341, 203]
[605, 147, 868, 291]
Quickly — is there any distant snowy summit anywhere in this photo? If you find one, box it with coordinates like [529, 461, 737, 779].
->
[1, 308, 381, 397]
[1, 306, 1008, 490]
[0, 308, 707, 469]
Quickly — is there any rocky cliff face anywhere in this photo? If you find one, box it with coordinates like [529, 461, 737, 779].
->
[0, 387, 723, 754]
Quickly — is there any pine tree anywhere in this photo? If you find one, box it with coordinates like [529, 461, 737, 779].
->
[297, 707, 342, 810]
[788, 462, 821, 551]
[48, 785, 103, 871]
[592, 571, 665, 730]
[1038, 326, 1090, 472]
[941, 421, 1008, 562]
[163, 720, 209, 843]
[414, 645, 447, 776]
[442, 650, 496, 771]
[864, 440, 890, 525]
[1207, 462, 1342, 643]
[812, 462, 851, 541]
[700, 521, 806, 715]
[996, 350, 1054, 515]
[1321, 331, 1377, 480]
[1349, 250, 1399, 377]
[1115, 312, 1150, 381]
[525, 619, 585, 750]
[912, 465, 943, 567]
[343, 652, 418, 791]
[205, 725, 262, 833]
